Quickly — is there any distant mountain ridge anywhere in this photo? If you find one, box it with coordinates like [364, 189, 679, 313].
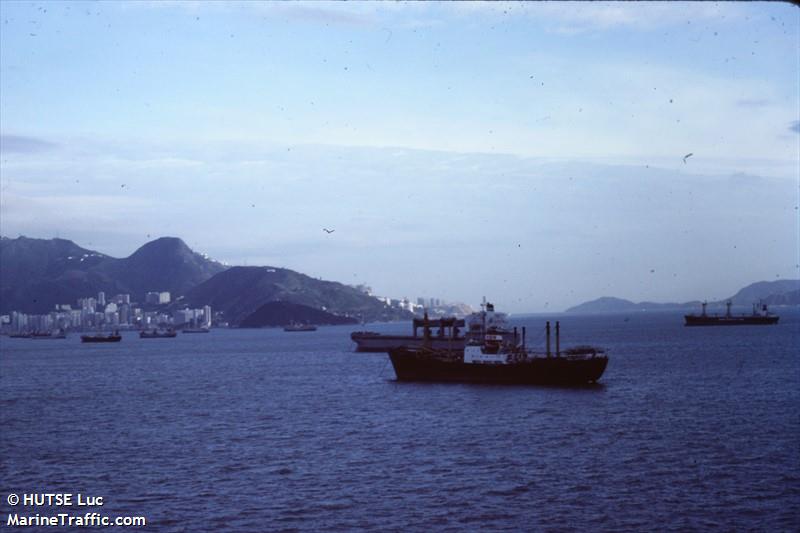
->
[566, 279, 800, 314]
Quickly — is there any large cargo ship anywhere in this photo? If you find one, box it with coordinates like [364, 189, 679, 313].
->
[351, 300, 506, 352]
[388, 321, 608, 386]
[351, 316, 466, 352]
[684, 302, 779, 326]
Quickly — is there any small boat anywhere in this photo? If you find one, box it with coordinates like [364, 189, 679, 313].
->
[388, 321, 608, 386]
[684, 301, 779, 326]
[182, 327, 210, 333]
[139, 328, 177, 338]
[8, 332, 32, 339]
[81, 331, 122, 343]
[284, 322, 317, 332]
[30, 329, 67, 339]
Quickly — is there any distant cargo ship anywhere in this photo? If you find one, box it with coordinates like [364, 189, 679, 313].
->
[182, 327, 210, 333]
[140, 328, 177, 338]
[684, 301, 779, 326]
[465, 299, 508, 341]
[388, 321, 608, 386]
[30, 329, 67, 340]
[81, 331, 122, 343]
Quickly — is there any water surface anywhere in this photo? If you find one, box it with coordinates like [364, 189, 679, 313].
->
[2, 311, 798, 531]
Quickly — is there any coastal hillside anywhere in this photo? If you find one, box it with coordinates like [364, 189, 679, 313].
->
[728, 280, 800, 305]
[0, 236, 116, 314]
[181, 266, 412, 326]
[0, 236, 225, 313]
[1, 235, 410, 324]
[566, 279, 800, 314]
[239, 301, 358, 327]
[89, 237, 227, 299]
[0, 236, 110, 285]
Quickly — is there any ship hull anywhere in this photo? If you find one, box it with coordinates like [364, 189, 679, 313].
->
[684, 315, 779, 326]
[351, 333, 465, 353]
[81, 335, 122, 343]
[388, 349, 608, 385]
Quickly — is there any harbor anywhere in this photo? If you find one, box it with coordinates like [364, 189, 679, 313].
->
[2, 310, 797, 531]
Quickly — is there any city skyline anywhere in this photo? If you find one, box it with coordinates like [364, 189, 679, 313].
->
[3, 287, 213, 333]
[1, 1, 798, 312]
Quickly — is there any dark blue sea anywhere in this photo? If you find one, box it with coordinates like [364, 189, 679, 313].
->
[2, 311, 799, 531]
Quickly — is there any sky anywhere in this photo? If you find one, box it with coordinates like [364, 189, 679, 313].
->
[1, 1, 798, 312]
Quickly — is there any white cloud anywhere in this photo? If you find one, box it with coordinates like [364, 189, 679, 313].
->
[447, 1, 751, 33]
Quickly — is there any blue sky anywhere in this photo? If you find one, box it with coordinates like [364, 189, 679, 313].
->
[1, 1, 798, 312]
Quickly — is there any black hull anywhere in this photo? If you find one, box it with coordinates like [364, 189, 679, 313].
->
[684, 315, 779, 326]
[81, 336, 122, 343]
[388, 349, 608, 386]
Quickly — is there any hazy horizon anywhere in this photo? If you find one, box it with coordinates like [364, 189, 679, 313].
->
[2, 1, 798, 313]
[4, 228, 797, 314]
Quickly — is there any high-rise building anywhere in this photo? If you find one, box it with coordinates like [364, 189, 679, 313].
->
[119, 304, 130, 325]
[78, 297, 97, 311]
[173, 309, 194, 325]
[97, 292, 106, 306]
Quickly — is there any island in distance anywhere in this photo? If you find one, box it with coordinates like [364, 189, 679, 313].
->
[565, 280, 800, 314]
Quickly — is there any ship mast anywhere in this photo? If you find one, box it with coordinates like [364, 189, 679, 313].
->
[546, 321, 551, 357]
[555, 321, 561, 356]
